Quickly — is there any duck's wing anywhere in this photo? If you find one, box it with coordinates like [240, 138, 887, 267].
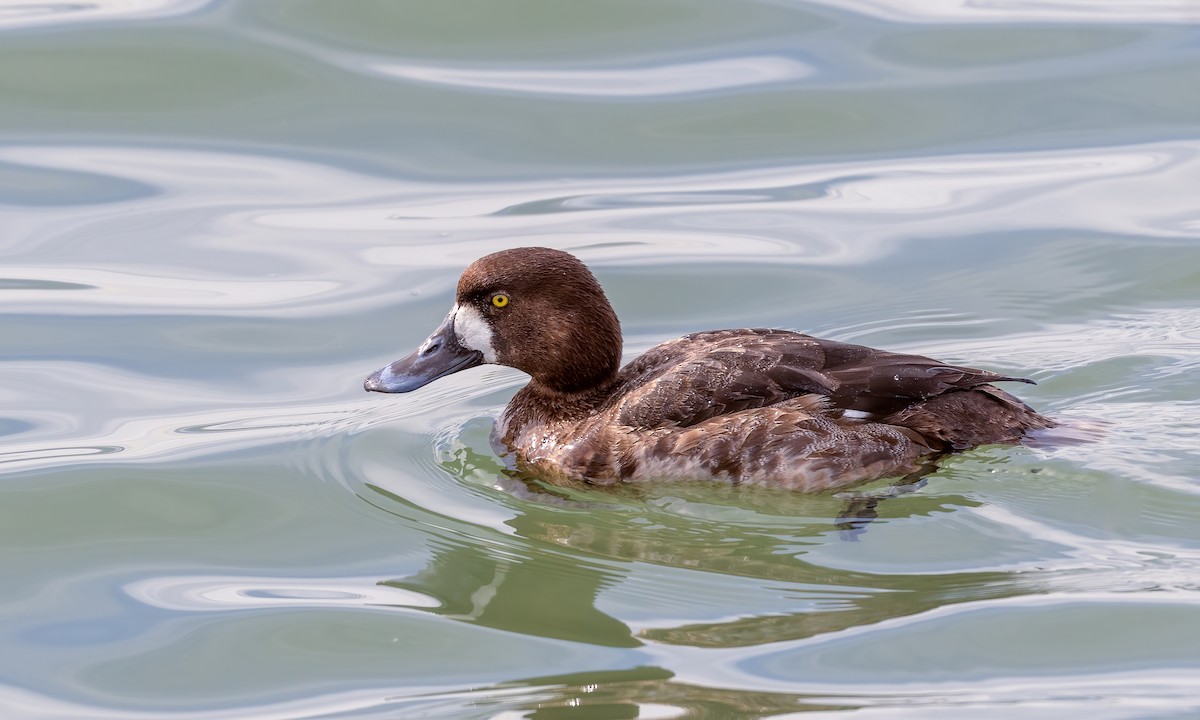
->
[610, 330, 826, 429]
[611, 329, 1031, 429]
[813, 336, 1033, 416]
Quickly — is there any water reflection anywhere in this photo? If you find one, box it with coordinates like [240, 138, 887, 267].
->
[370, 55, 814, 97]
[338, 411, 1200, 674]
[378, 528, 640, 649]
[0, 444, 122, 465]
[806, 0, 1200, 24]
[4, 140, 1198, 320]
[359, 437, 1020, 651]
[0, 0, 212, 30]
[0, 676, 818, 720]
[125, 574, 438, 612]
[4, 0, 1200, 715]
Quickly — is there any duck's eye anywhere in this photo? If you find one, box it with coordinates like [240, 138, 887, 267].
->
[491, 293, 509, 308]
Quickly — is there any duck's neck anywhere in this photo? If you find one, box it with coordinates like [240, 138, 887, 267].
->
[500, 374, 619, 441]
[521, 373, 619, 414]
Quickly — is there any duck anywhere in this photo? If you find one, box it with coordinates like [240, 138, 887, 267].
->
[365, 247, 1054, 491]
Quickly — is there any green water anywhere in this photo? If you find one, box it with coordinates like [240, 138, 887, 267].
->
[3, 2, 1200, 718]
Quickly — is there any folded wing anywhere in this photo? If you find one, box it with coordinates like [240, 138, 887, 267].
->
[610, 329, 1031, 429]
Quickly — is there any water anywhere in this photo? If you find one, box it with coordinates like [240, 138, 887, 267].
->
[2, 1, 1200, 717]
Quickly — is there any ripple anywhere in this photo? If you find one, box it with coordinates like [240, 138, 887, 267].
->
[0, 683, 543, 719]
[0, 267, 338, 314]
[798, 672, 1200, 718]
[0, 0, 213, 30]
[0, 158, 156, 207]
[0, 143, 417, 318]
[649, 592, 1200, 693]
[0, 444, 122, 465]
[1053, 400, 1200, 494]
[370, 55, 814, 97]
[889, 307, 1200, 494]
[0, 417, 35, 437]
[278, 139, 1200, 273]
[914, 307, 1200, 373]
[124, 574, 439, 612]
[5, 140, 1199, 325]
[0, 278, 93, 291]
[820, 309, 996, 344]
[813, 0, 1200, 24]
[940, 503, 1200, 584]
[0, 356, 393, 475]
[338, 409, 526, 536]
[175, 408, 368, 435]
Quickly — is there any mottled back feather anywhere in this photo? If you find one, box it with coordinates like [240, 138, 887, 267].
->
[606, 329, 1030, 429]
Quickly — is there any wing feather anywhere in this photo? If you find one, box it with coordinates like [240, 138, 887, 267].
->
[607, 329, 1033, 429]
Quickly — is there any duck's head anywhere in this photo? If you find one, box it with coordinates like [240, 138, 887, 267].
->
[365, 247, 623, 396]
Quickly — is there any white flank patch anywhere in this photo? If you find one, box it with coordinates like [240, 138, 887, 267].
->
[842, 409, 876, 420]
[452, 304, 497, 362]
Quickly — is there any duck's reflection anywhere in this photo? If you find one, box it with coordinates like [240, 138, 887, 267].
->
[370, 442, 1028, 654]
[379, 522, 640, 648]
[461, 668, 842, 719]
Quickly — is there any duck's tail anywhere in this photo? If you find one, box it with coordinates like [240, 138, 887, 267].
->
[883, 385, 1056, 451]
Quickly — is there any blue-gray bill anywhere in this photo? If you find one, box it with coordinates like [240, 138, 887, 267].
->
[364, 312, 483, 393]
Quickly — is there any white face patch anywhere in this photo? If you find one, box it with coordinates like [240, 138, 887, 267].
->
[452, 304, 497, 363]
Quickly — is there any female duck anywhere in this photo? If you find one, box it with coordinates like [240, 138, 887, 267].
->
[365, 247, 1052, 491]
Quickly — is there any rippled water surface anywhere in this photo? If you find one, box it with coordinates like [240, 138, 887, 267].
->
[3, 1, 1200, 718]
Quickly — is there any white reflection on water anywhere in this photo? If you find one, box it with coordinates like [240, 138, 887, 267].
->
[0, 355, 378, 471]
[1052, 400, 1200, 495]
[0, 391, 374, 472]
[0, 266, 337, 312]
[796, 673, 1200, 719]
[124, 574, 439, 612]
[0, 683, 539, 720]
[811, 499, 1200, 581]
[0, 143, 417, 317]
[1, 671, 1192, 720]
[0, 0, 212, 30]
[893, 307, 1200, 494]
[807, 0, 1200, 24]
[278, 140, 1200, 270]
[4, 140, 1199, 320]
[645, 592, 1200, 694]
[888, 307, 1200, 374]
[970, 504, 1200, 588]
[370, 56, 813, 97]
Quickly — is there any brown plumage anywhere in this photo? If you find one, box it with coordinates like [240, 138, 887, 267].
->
[366, 247, 1054, 491]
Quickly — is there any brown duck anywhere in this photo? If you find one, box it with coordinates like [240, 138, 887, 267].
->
[365, 247, 1053, 491]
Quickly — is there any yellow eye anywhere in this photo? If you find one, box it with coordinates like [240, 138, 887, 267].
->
[491, 293, 509, 308]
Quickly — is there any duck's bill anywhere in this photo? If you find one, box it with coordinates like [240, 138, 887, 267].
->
[364, 313, 483, 393]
